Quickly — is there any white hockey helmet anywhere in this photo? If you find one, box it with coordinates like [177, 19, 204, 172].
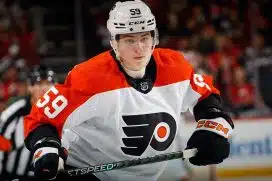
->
[107, 0, 159, 45]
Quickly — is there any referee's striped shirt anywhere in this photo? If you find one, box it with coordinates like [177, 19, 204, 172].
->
[0, 96, 33, 179]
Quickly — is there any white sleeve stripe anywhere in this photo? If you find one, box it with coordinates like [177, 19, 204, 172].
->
[0, 99, 26, 123]
[6, 150, 16, 173]
[3, 119, 17, 139]
[0, 152, 4, 173]
[17, 147, 31, 175]
[2, 147, 32, 176]
[179, 80, 201, 113]
[14, 117, 25, 148]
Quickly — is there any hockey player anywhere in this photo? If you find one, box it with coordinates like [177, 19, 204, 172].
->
[24, 1, 234, 181]
[0, 65, 57, 181]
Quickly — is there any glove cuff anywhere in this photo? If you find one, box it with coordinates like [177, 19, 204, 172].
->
[33, 137, 68, 162]
[33, 147, 59, 165]
[34, 137, 61, 149]
[195, 117, 233, 138]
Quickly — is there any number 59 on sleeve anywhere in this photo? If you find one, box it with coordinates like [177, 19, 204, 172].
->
[36, 86, 68, 118]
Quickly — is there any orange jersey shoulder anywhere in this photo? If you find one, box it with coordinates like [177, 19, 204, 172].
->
[153, 48, 219, 99]
[66, 51, 129, 95]
[153, 48, 194, 86]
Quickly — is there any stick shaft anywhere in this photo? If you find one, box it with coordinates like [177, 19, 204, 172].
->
[63, 148, 197, 177]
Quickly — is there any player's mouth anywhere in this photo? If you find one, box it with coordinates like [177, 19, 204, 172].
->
[134, 56, 145, 60]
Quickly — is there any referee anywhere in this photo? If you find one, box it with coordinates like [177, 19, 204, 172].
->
[0, 65, 57, 181]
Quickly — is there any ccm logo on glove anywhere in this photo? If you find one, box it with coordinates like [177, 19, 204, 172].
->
[196, 118, 233, 138]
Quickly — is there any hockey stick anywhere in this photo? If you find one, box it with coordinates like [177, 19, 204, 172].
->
[59, 148, 197, 177]
[13, 148, 197, 180]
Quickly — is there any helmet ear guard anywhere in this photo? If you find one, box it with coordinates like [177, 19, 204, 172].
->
[110, 40, 120, 58]
[153, 28, 159, 46]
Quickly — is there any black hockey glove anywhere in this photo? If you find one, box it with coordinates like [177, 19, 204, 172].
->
[32, 137, 67, 180]
[186, 117, 234, 166]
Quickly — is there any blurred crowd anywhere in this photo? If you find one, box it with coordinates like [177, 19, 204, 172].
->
[0, 0, 271, 118]
[0, 0, 41, 112]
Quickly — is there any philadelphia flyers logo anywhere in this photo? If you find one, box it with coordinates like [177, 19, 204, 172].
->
[121, 112, 177, 156]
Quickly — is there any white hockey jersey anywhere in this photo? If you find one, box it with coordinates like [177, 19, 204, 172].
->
[24, 48, 219, 181]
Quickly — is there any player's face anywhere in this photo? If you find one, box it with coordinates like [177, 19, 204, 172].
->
[117, 32, 153, 71]
[28, 80, 54, 104]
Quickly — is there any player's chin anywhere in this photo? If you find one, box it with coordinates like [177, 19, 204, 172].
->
[135, 60, 149, 67]
[132, 64, 146, 71]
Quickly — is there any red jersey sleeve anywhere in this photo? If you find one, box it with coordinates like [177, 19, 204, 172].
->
[24, 70, 92, 139]
[190, 72, 220, 101]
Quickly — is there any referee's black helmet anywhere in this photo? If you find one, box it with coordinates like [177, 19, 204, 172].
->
[27, 65, 57, 85]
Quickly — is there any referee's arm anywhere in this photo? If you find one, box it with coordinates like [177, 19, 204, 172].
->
[0, 98, 33, 178]
[0, 98, 27, 150]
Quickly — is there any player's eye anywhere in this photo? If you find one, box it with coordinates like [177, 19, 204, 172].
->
[124, 39, 136, 44]
[141, 37, 150, 42]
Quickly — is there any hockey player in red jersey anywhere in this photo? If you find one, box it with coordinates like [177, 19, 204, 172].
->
[24, 0, 234, 180]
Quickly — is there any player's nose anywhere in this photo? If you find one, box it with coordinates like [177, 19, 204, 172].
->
[133, 42, 145, 54]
